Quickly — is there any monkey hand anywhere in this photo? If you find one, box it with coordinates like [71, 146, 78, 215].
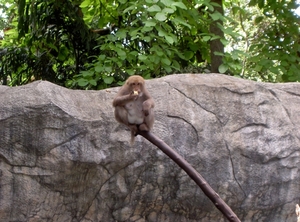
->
[142, 101, 151, 116]
[143, 109, 149, 116]
[129, 92, 139, 100]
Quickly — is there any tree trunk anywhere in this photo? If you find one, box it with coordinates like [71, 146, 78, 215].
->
[210, 0, 224, 73]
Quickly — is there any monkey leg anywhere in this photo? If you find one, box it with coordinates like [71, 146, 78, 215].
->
[114, 106, 129, 125]
[142, 109, 154, 130]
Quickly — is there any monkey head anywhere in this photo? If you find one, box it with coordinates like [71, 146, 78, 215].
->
[126, 75, 145, 96]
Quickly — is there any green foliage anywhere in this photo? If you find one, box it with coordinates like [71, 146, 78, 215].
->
[71, 0, 211, 89]
[1, 0, 300, 88]
[223, 0, 300, 82]
[1, 0, 101, 86]
[1, 0, 213, 88]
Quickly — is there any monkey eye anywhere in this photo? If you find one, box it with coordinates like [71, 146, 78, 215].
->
[131, 82, 140, 86]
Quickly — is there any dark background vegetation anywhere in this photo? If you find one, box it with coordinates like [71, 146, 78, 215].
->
[0, 0, 299, 89]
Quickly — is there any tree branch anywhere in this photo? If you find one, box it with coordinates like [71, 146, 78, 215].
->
[138, 131, 241, 222]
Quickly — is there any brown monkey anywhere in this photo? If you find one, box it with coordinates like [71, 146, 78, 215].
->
[113, 75, 155, 144]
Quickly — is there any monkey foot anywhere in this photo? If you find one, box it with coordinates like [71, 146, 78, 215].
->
[128, 125, 138, 136]
[138, 123, 149, 131]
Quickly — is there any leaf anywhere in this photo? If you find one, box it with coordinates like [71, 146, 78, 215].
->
[218, 64, 228, 73]
[144, 20, 156, 27]
[146, 0, 159, 3]
[162, 7, 175, 14]
[254, 65, 262, 72]
[77, 78, 89, 87]
[58, 52, 66, 61]
[141, 26, 153, 32]
[104, 66, 112, 72]
[129, 51, 138, 56]
[47, 43, 59, 52]
[204, 2, 214, 11]
[155, 12, 167, 21]
[129, 29, 140, 37]
[250, 56, 260, 62]
[191, 27, 197, 35]
[214, 51, 224, 56]
[157, 26, 167, 37]
[165, 35, 175, 44]
[156, 50, 165, 56]
[254, 16, 264, 25]
[116, 29, 127, 38]
[202, 36, 211, 41]
[188, 42, 199, 51]
[116, 48, 126, 57]
[124, 5, 136, 13]
[126, 69, 135, 75]
[280, 61, 289, 67]
[211, 35, 220, 41]
[142, 36, 151, 42]
[80, 0, 91, 8]
[210, 11, 223, 21]
[95, 65, 104, 72]
[143, 73, 151, 79]
[172, 60, 181, 70]
[103, 76, 114, 84]
[258, 0, 265, 8]
[139, 54, 148, 61]
[249, 0, 257, 7]
[57, 45, 68, 61]
[172, 16, 191, 28]
[260, 59, 271, 66]
[287, 56, 296, 62]
[223, 27, 237, 37]
[172, 2, 187, 10]
[184, 51, 194, 60]
[89, 79, 97, 86]
[161, 57, 171, 65]
[210, 2, 221, 7]
[162, 64, 172, 72]
[269, 66, 280, 75]
[98, 54, 106, 60]
[232, 6, 240, 15]
[151, 46, 164, 56]
[220, 38, 228, 46]
[147, 5, 161, 12]
[161, 0, 173, 6]
[81, 70, 94, 77]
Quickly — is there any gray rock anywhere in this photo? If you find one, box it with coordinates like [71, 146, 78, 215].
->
[0, 74, 299, 222]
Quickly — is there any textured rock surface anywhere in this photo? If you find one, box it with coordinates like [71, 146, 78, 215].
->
[0, 74, 300, 222]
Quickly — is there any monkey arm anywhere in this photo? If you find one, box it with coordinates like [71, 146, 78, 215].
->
[113, 95, 130, 107]
[113, 93, 137, 107]
[142, 98, 154, 116]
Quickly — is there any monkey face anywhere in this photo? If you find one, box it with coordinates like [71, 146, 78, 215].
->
[130, 82, 142, 95]
[126, 75, 145, 95]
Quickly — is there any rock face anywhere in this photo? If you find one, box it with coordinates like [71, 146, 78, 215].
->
[0, 74, 300, 222]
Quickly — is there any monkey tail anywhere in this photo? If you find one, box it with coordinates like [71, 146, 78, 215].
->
[130, 130, 136, 146]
